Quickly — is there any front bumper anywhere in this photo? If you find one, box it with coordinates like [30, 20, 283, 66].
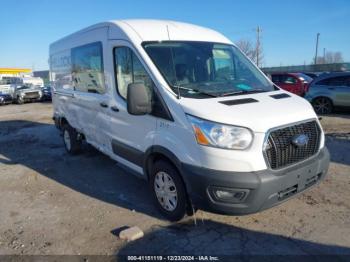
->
[182, 147, 330, 215]
[0, 96, 13, 104]
[21, 92, 41, 100]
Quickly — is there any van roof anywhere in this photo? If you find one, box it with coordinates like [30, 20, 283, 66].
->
[50, 19, 232, 52]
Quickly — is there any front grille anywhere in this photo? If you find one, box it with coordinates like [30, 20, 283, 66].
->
[25, 92, 39, 98]
[264, 120, 321, 169]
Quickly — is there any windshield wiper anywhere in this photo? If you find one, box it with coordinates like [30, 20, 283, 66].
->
[173, 85, 218, 97]
[219, 89, 267, 97]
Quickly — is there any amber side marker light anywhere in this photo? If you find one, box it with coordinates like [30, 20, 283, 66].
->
[194, 126, 210, 145]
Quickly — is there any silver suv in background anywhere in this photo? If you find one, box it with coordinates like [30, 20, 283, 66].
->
[13, 85, 43, 104]
[305, 72, 350, 114]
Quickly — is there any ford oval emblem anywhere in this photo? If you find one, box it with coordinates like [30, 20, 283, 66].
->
[292, 134, 309, 147]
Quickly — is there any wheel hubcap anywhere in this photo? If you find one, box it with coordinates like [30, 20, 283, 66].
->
[63, 130, 71, 151]
[154, 171, 178, 211]
[314, 98, 331, 114]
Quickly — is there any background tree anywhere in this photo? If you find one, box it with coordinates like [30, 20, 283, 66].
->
[236, 39, 264, 67]
[315, 51, 343, 64]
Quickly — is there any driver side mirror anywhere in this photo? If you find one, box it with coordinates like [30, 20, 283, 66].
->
[127, 83, 152, 115]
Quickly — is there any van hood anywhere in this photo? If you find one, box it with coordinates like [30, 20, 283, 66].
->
[179, 91, 317, 133]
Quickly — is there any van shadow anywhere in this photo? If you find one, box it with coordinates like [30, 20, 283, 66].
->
[325, 134, 350, 166]
[117, 219, 350, 257]
[0, 120, 161, 219]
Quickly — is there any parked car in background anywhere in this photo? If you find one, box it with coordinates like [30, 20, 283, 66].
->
[13, 85, 43, 104]
[271, 73, 313, 96]
[302, 72, 324, 79]
[305, 72, 350, 114]
[0, 93, 13, 105]
[41, 86, 52, 101]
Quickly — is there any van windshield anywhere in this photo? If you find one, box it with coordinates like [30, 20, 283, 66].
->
[143, 41, 275, 98]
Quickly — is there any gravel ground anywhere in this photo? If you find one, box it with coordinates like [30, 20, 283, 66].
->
[0, 103, 349, 256]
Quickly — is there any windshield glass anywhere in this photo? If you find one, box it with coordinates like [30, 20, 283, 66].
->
[16, 86, 30, 90]
[296, 73, 313, 83]
[143, 41, 275, 98]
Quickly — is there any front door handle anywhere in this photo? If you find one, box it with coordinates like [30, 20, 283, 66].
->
[111, 106, 119, 112]
[100, 102, 108, 108]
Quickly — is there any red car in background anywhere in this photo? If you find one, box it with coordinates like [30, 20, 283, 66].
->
[271, 73, 313, 96]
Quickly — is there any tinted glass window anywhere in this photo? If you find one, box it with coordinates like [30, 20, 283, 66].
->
[296, 73, 313, 83]
[317, 76, 349, 87]
[329, 76, 348, 86]
[71, 42, 105, 94]
[50, 49, 72, 90]
[114, 46, 154, 99]
[317, 78, 330, 85]
[282, 75, 297, 84]
[271, 75, 281, 83]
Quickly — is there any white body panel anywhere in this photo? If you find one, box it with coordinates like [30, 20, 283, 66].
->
[22, 77, 44, 87]
[50, 19, 323, 175]
[0, 84, 12, 95]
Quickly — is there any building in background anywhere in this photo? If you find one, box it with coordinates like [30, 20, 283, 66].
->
[0, 68, 32, 79]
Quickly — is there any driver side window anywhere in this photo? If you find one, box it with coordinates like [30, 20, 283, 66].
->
[114, 46, 154, 99]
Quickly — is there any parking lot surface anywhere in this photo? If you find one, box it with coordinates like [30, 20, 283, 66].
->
[0, 103, 350, 255]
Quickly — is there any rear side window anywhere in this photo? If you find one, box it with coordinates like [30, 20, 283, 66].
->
[282, 75, 297, 84]
[71, 42, 105, 94]
[317, 76, 349, 87]
[114, 46, 154, 99]
[50, 49, 72, 90]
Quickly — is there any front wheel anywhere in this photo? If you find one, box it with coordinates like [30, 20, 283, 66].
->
[17, 96, 24, 104]
[312, 97, 333, 114]
[150, 160, 188, 221]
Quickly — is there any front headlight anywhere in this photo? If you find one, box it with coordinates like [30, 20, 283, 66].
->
[186, 115, 253, 150]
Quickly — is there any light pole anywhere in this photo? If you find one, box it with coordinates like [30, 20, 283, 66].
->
[314, 33, 320, 65]
[256, 26, 261, 67]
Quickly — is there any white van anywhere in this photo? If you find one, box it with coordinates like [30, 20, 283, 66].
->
[50, 20, 329, 221]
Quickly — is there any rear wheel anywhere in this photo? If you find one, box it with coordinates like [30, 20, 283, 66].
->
[312, 97, 333, 114]
[62, 124, 82, 155]
[150, 160, 188, 221]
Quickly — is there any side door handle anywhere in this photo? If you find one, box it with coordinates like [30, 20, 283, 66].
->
[100, 102, 108, 108]
[110, 106, 119, 112]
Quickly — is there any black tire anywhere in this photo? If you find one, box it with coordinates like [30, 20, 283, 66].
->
[312, 97, 333, 114]
[62, 124, 82, 155]
[150, 160, 188, 221]
[17, 96, 24, 104]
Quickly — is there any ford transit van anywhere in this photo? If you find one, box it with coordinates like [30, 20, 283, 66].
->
[50, 20, 329, 221]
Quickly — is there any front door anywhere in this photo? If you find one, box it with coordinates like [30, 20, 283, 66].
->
[103, 40, 158, 174]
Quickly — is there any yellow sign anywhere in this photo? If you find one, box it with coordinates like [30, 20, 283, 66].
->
[0, 68, 32, 74]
